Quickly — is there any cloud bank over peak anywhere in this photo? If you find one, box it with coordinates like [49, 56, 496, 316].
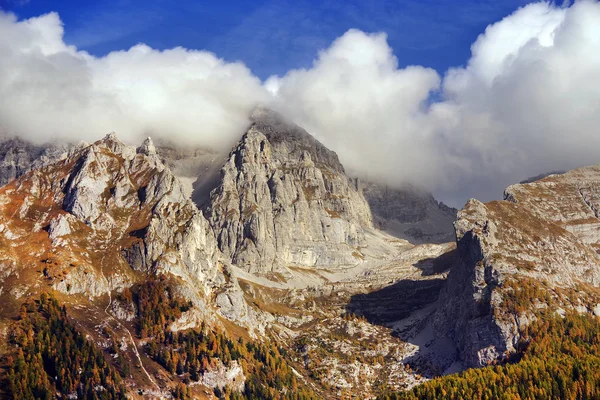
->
[266, 29, 442, 190]
[0, 11, 269, 150]
[271, 1, 600, 205]
[2, 2, 600, 205]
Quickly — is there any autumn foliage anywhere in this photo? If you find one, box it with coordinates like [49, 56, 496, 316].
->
[380, 312, 600, 400]
[6, 293, 127, 400]
[136, 278, 318, 400]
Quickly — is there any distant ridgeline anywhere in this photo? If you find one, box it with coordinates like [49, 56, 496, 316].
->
[1, 284, 318, 400]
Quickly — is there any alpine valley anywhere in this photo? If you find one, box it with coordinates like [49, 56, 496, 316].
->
[2, 109, 600, 400]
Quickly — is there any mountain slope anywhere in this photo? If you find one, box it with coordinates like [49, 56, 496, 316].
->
[0, 129, 456, 399]
[433, 165, 600, 368]
[0, 133, 284, 397]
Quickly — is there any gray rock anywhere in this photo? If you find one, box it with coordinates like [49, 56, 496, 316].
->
[362, 182, 456, 244]
[155, 140, 225, 206]
[0, 137, 45, 186]
[435, 166, 600, 367]
[206, 109, 373, 273]
[0, 136, 85, 187]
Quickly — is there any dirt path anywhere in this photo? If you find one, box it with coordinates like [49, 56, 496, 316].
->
[98, 249, 162, 394]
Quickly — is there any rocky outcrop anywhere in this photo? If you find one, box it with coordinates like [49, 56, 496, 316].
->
[0, 137, 83, 187]
[206, 109, 373, 273]
[435, 166, 600, 367]
[155, 141, 224, 205]
[0, 138, 44, 186]
[362, 182, 456, 244]
[200, 360, 245, 392]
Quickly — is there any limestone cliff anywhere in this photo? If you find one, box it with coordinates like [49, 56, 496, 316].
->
[205, 109, 373, 273]
[435, 167, 600, 367]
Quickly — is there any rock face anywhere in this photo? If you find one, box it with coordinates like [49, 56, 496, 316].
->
[205, 109, 373, 273]
[155, 141, 224, 205]
[0, 134, 249, 323]
[0, 137, 83, 187]
[362, 183, 456, 244]
[0, 138, 44, 186]
[19, 135, 270, 332]
[435, 166, 600, 367]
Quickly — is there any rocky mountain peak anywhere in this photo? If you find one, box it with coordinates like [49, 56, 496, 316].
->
[138, 136, 157, 156]
[206, 111, 373, 273]
[94, 131, 133, 156]
[249, 107, 345, 174]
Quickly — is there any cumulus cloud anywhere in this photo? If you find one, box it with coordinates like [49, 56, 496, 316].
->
[427, 0, 600, 204]
[269, 1, 600, 205]
[0, 11, 269, 150]
[2, 2, 600, 205]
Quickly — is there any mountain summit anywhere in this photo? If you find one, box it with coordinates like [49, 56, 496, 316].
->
[206, 108, 373, 273]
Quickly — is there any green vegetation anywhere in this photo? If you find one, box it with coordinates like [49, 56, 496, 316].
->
[136, 278, 319, 400]
[380, 311, 600, 400]
[5, 293, 127, 400]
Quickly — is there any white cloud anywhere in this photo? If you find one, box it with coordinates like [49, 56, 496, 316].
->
[430, 0, 600, 203]
[3, 2, 600, 206]
[0, 11, 269, 150]
[266, 29, 442, 188]
[269, 1, 600, 205]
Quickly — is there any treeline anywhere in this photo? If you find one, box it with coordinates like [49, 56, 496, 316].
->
[137, 278, 319, 400]
[4, 278, 321, 400]
[134, 276, 192, 339]
[380, 312, 600, 400]
[5, 293, 127, 400]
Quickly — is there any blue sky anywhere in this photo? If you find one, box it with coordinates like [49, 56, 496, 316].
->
[1, 0, 535, 79]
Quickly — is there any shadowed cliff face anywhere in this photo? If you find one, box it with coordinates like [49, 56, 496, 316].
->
[434, 167, 600, 367]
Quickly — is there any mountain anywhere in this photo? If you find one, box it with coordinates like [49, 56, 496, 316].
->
[362, 183, 457, 244]
[0, 118, 457, 398]
[9, 110, 600, 399]
[205, 108, 373, 273]
[433, 165, 600, 368]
